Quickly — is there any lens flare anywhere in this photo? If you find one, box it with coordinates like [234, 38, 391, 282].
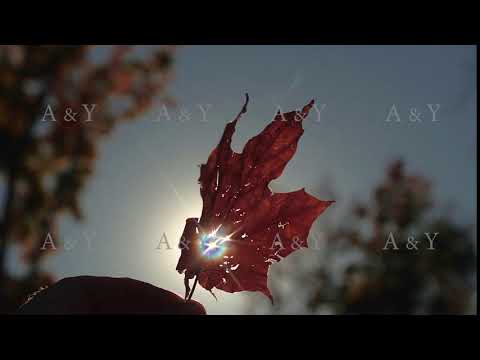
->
[200, 225, 232, 259]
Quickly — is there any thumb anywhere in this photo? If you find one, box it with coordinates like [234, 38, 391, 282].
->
[18, 276, 207, 315]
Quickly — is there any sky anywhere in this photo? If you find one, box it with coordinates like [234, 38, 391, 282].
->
[7, 45, 475, 315]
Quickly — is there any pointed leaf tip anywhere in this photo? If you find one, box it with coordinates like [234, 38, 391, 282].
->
[241, 93, 249, 114]
[301, 99, 315, 116]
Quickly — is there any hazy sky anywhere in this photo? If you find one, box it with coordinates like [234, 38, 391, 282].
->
[8, 45, 474, 315]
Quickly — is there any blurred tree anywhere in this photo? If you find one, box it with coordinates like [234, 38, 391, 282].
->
[0, 45, 175, 313]
[247, 160, 476, 314]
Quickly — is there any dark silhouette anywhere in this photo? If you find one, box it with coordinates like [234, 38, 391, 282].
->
[18, 276, 206, 315]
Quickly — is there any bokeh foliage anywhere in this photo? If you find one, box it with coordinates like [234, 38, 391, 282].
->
[248, 160, 476, 314]
[0, 45, 175, 313]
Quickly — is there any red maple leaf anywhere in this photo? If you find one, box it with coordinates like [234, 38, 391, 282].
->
[176, 94, 334, 302]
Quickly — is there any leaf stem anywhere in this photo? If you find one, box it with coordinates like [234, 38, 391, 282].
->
[186, 274, 199, 302]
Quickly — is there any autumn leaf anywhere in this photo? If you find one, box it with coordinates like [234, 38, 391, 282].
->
[176, 94, 334, 302]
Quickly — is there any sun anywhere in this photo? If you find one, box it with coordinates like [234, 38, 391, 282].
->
[199, 225, 232, 259]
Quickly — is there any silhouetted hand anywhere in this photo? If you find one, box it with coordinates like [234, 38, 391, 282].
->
[17, 276, 206, 315]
